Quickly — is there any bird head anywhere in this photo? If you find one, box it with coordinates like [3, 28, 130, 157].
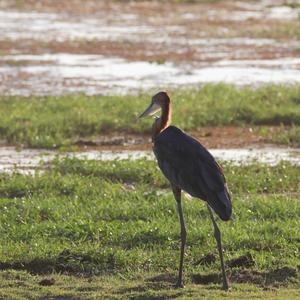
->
[138, 91, 170, 119]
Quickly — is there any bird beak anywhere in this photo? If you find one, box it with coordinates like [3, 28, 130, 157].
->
[138, 102, 160, 119]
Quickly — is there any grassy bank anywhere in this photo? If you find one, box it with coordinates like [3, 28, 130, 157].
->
[0, 84, 300, 148]
[0, 158, 299, 299]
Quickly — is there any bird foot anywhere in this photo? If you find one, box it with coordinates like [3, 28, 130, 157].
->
[222, 282, 230, 291]
[175, 281, 184, 289]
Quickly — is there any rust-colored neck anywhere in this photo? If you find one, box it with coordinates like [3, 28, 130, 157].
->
[152, 97, 171, 140]
[160, 97, 171, 132]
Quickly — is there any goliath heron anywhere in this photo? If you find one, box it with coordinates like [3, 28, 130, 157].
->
[139, 91, 232, 290]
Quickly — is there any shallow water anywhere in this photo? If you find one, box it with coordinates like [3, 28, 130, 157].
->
[1, 147, 299, 174]
[1, 54, 300, 96]
[0, 1, 300, 95]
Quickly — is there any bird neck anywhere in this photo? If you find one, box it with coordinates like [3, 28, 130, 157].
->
[152, 98, 171, 140]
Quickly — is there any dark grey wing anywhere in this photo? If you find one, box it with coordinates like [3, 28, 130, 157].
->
[154, 126, 232, 221]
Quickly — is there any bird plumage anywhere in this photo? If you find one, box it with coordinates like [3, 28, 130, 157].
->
[153, 125, 232, 221]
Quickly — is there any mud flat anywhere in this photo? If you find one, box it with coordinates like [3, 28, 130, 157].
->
[1, 54, 300, 96]
[0, 0, 300, 96]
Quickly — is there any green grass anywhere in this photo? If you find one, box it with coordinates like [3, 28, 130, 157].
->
[0, 158, 299, 299]
[273, 125, 300, 146]
[0, 271, 299, 300]
[0, 84, 300, 148]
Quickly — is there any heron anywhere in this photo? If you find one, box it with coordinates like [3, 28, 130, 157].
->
[138, 91, 232, 290]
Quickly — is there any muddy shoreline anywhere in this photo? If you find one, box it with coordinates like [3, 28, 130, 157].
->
[1, 145, 299, 175]
[73, 126, 268, 151]
[1, 125, 300, 174]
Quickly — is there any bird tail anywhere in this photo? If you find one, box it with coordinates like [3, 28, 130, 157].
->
[207, 186, 232, 221]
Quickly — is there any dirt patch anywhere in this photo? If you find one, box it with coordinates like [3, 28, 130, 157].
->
[227, 253, 255, 268]
[229, 269, 264, 285]
[189, 126, 267, 149]
[191, 273, 220, 285]
[74, 126, 268, 151]
[192, 266, 298, 286]
[265, 267, 298, 285]
[0, 259, 59, 275]
[0, 250, 98, 275]
[75, 134, 148, 149]
[74, 125, 300, 151]
[194, 253, 216, 266]
[147, 273, 178, 285]
[230, 267, 298, 286]
[39, 278, 56, 286]
[118, 274, 180, 296]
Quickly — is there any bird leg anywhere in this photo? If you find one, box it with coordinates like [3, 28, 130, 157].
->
[207, 204, 229, 290]
[172, 186, 186, 288]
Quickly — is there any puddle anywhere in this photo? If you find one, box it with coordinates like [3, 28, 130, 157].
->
[1, 54, 300, 96]
[0, 148, 54, 174]
[0, 147, 299, 174]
